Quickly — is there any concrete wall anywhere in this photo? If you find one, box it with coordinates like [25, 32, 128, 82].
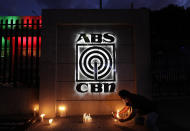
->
[40, 9, 150, 117]
[0, 88, 38, 115]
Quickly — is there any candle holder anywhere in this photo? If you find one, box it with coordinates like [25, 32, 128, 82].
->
[83, 113, 92, 123]
[33, 107, 37, 117]
[33, 105, 39, 117]
[49, 119, 53, 125]
[59, 106, 66, 117]
[40, 114, 45, 122]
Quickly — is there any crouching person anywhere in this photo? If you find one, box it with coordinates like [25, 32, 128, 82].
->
[113, 90, 159, 131]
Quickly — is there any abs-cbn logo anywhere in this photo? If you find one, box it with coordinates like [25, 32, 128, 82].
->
[75, 33, 116, 94]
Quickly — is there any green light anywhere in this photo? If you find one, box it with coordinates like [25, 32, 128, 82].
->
[1, 37, 5, 57]
[1, 37, 10, 57]
[2, 36, 5, 48]
[0, 16, 21, 29]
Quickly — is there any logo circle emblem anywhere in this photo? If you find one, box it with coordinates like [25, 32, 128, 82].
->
[79, 46, 112, 80]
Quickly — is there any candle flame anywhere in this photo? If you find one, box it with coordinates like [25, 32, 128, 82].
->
[114, 119, 117, 122]
[59, 106, 66, 111]
[40, 114, 45, 118]
[33, 104, 39, 111]
[83, 113, 92, 123]
[116, 109, 120, 119]
[34, 107, 37, 111]
[49, 119, 53, 124]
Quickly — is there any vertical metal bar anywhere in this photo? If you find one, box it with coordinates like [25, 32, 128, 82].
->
[14, 20, 19, 87]
[8, 19, 13, 83]
[3, 20, 8, 83]
[31, 19, 34, 86]
[25, 19, 29, 84]
[36, 20, 40, 89]
[100, 0, 102, 9]
[0, 20, 3, 83]
[20, 19, 24, 82]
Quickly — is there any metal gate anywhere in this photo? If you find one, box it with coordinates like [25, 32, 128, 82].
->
[0, 16, 42, 88]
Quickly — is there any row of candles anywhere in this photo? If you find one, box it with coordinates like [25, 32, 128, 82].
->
[33, 105, 93, 125]
[33, 105, 128, 125]
[33, 105, 66, 125]
[34, 105, 123, 124]
[33, 105, 67, 117]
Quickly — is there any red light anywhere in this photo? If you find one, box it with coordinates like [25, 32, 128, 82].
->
[11, 36, 41, 57]
[22, 16, 42, 29]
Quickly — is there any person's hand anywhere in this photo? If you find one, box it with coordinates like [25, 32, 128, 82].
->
[112, 112, 117, 119]
[112, 111, 132, 122]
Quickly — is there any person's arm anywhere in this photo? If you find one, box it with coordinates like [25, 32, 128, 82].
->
[112, 106, 130, 119]
[119, 108, 137, 122]
[119, 106, 130, 114]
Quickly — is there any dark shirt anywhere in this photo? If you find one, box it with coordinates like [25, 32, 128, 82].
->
[126, 94, 157, 115]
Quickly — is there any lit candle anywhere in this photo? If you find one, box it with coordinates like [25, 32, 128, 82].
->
[33, 105, 39, 117]
[83, 113, 87, 123]
[87, 114, 92, 122]
[40, 114, 45, 122]
[59, 106, 66, 117]
[33, 107, 37, 117]
[116, 109, 120, 119]
[112, 109, 120, 122]
[83, 113, 92, 123]
[49, 119, 53, 125]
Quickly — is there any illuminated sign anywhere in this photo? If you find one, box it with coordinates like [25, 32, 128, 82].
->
[75, 33, 116, 94]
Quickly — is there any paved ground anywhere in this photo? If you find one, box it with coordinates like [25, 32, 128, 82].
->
[29, 116, 147, 131]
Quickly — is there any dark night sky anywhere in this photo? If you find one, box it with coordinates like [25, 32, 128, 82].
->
[0, 0, 190, 16]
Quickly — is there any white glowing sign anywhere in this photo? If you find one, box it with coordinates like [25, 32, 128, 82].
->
[75, 33, 116, 94]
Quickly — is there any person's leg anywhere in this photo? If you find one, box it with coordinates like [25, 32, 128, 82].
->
[134, 113, 145, 125]
[146, 112, 159, 131]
